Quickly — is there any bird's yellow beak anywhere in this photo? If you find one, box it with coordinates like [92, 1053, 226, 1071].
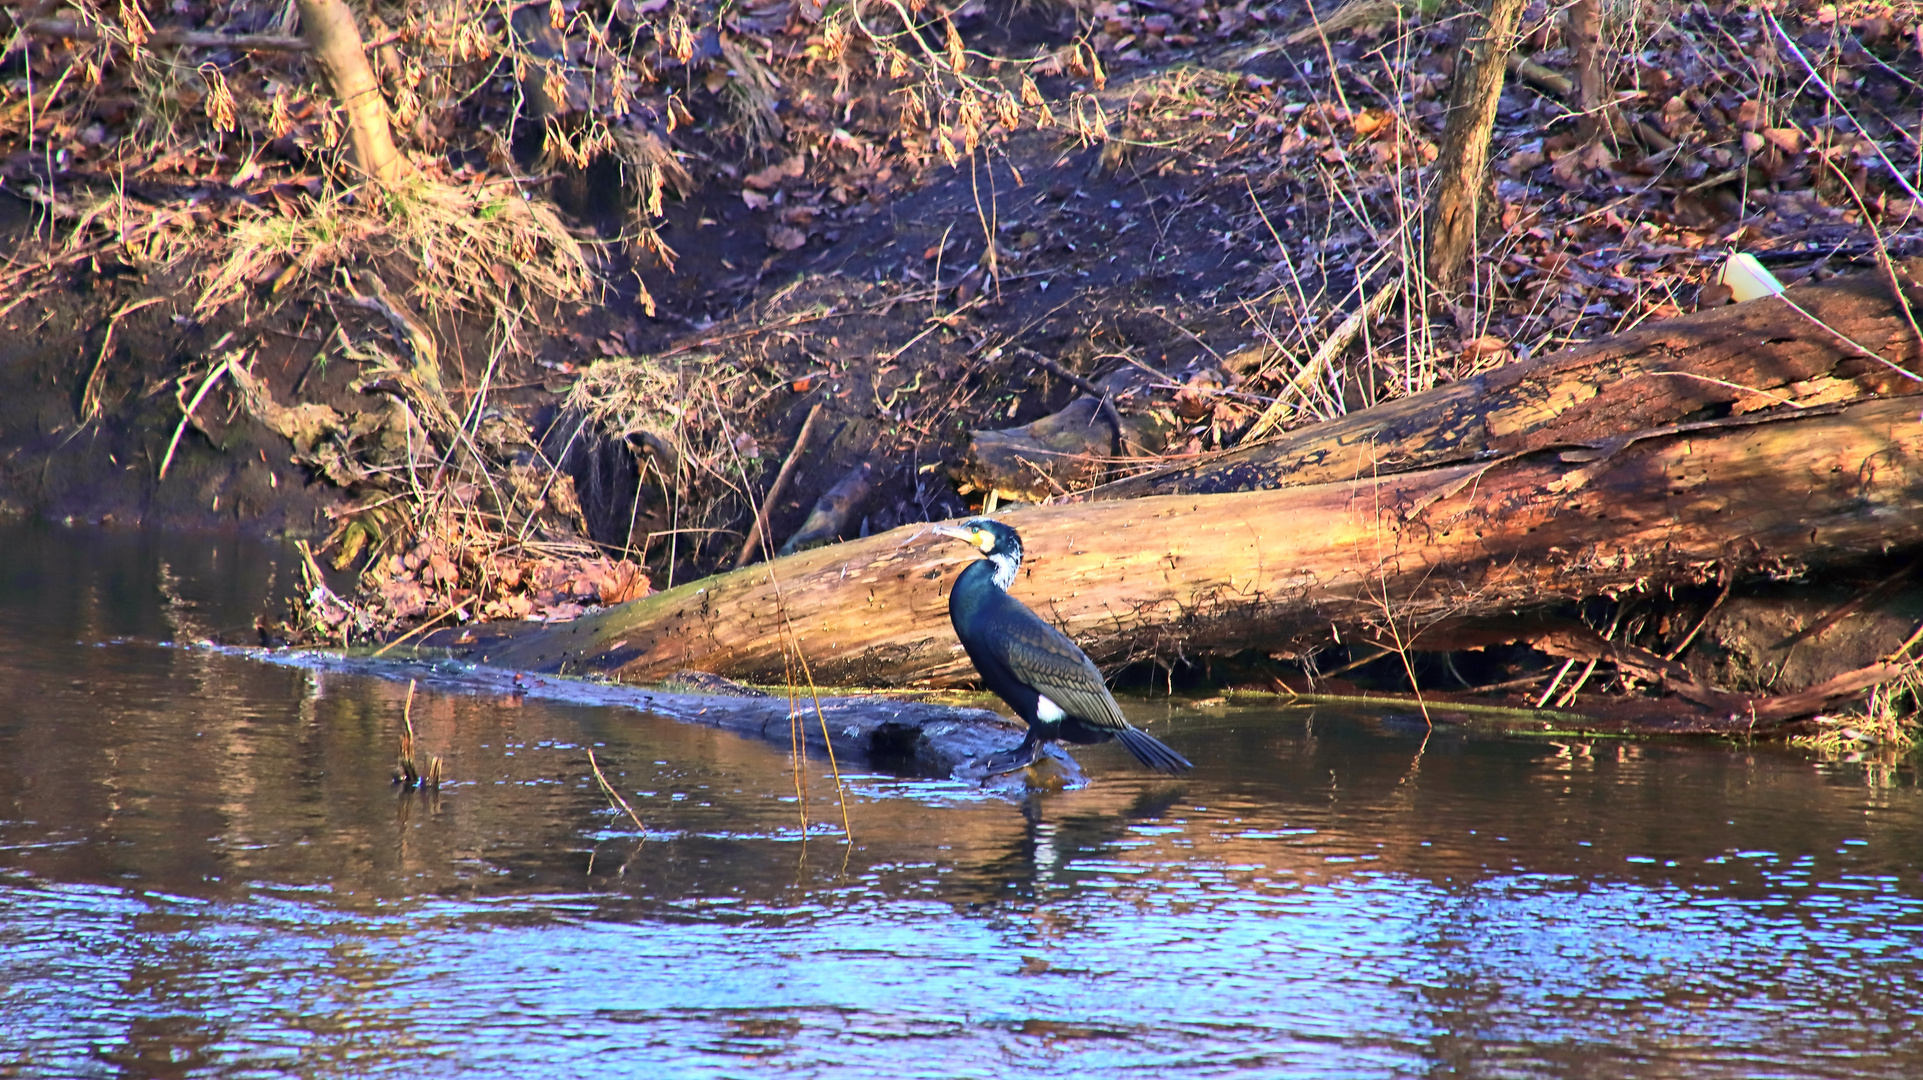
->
[932, 523, 991, 551]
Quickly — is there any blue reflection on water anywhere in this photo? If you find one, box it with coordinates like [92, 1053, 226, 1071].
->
[8, 848, 1923, 1078]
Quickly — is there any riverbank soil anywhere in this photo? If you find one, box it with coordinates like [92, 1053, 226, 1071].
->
[4, 0, 1922, 741]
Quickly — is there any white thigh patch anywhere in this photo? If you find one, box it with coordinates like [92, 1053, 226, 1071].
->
[1035, 695, 1066, 723]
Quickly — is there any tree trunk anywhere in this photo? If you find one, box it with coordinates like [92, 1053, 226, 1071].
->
[297, 0, 406, 185]
[1092, 264, 1923, 500]
[425, 394, 1923, 717]
[1566, 0, 1606, 141]
[1424, 0, 1528, 292]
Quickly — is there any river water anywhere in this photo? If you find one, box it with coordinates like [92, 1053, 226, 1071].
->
[3, 522, 1922, 1078]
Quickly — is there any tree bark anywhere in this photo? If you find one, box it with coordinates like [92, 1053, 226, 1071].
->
[1566, 0, 1606, 141]
[423, 394, 1923, 719]
[1092, 264, 1923, 500]
[1424, 0, 1528, 292]
[297, 0, 406, 185]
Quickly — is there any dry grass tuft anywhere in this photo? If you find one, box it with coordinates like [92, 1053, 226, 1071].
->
[194, 170, 594, 320]
[563, 352, 785, 576]
[719, 37, 786, 155]
[1791, 661, 1923, 760]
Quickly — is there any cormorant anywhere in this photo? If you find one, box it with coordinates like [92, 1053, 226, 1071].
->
[932, 517, 1192, 775]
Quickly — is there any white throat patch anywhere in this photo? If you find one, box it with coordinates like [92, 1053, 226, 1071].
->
[987, 551, 1019, 591]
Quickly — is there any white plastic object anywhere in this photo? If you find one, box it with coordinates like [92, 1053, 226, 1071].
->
[1720, 252, 1785, 303]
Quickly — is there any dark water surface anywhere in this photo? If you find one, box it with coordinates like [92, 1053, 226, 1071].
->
[4, 523, 1923, 1078]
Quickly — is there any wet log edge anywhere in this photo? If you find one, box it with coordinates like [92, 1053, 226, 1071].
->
[214, 645, 1838, 792]
[215, 645, 1087, 783]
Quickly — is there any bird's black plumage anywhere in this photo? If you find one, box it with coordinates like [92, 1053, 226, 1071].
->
[934, 517, 1191, 775]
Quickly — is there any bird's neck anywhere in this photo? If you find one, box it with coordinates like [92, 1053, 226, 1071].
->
[985, 551, 1019, 590]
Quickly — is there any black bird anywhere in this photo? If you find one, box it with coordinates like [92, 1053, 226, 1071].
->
[932, 517, 1192, 776]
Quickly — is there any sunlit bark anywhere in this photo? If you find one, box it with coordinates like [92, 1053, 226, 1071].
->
[297, 0, 407, 185]
[1425, 0, 1528, 291]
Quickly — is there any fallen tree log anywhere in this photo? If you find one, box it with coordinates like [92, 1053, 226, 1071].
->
[1090, 262, 1923, 499]
[421, 393, 1923, 725]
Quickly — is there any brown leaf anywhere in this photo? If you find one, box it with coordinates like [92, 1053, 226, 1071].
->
[1461, 334, 1510, 360]
[1697, 280, 1735, 308]
[1503, 147, 1546, 174]
[767, 225, 809, 251]
[744, 155, 806, 190]
[1659, 95, 1696, 137]
[601, 562, 653, 605]
[1550, 141, 1614, 184]
[1350, 110, 1391, 137]
[1761, 127, 1803, 154]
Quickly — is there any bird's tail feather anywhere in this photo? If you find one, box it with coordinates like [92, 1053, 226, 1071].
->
[1115, 726, 1192, 774]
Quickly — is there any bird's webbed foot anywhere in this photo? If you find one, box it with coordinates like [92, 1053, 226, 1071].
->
[953, 740, 1088, 790]
[976, 739, 1046, 777]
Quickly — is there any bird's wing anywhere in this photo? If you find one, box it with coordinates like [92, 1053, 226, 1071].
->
[989, 591, 1130, 730]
